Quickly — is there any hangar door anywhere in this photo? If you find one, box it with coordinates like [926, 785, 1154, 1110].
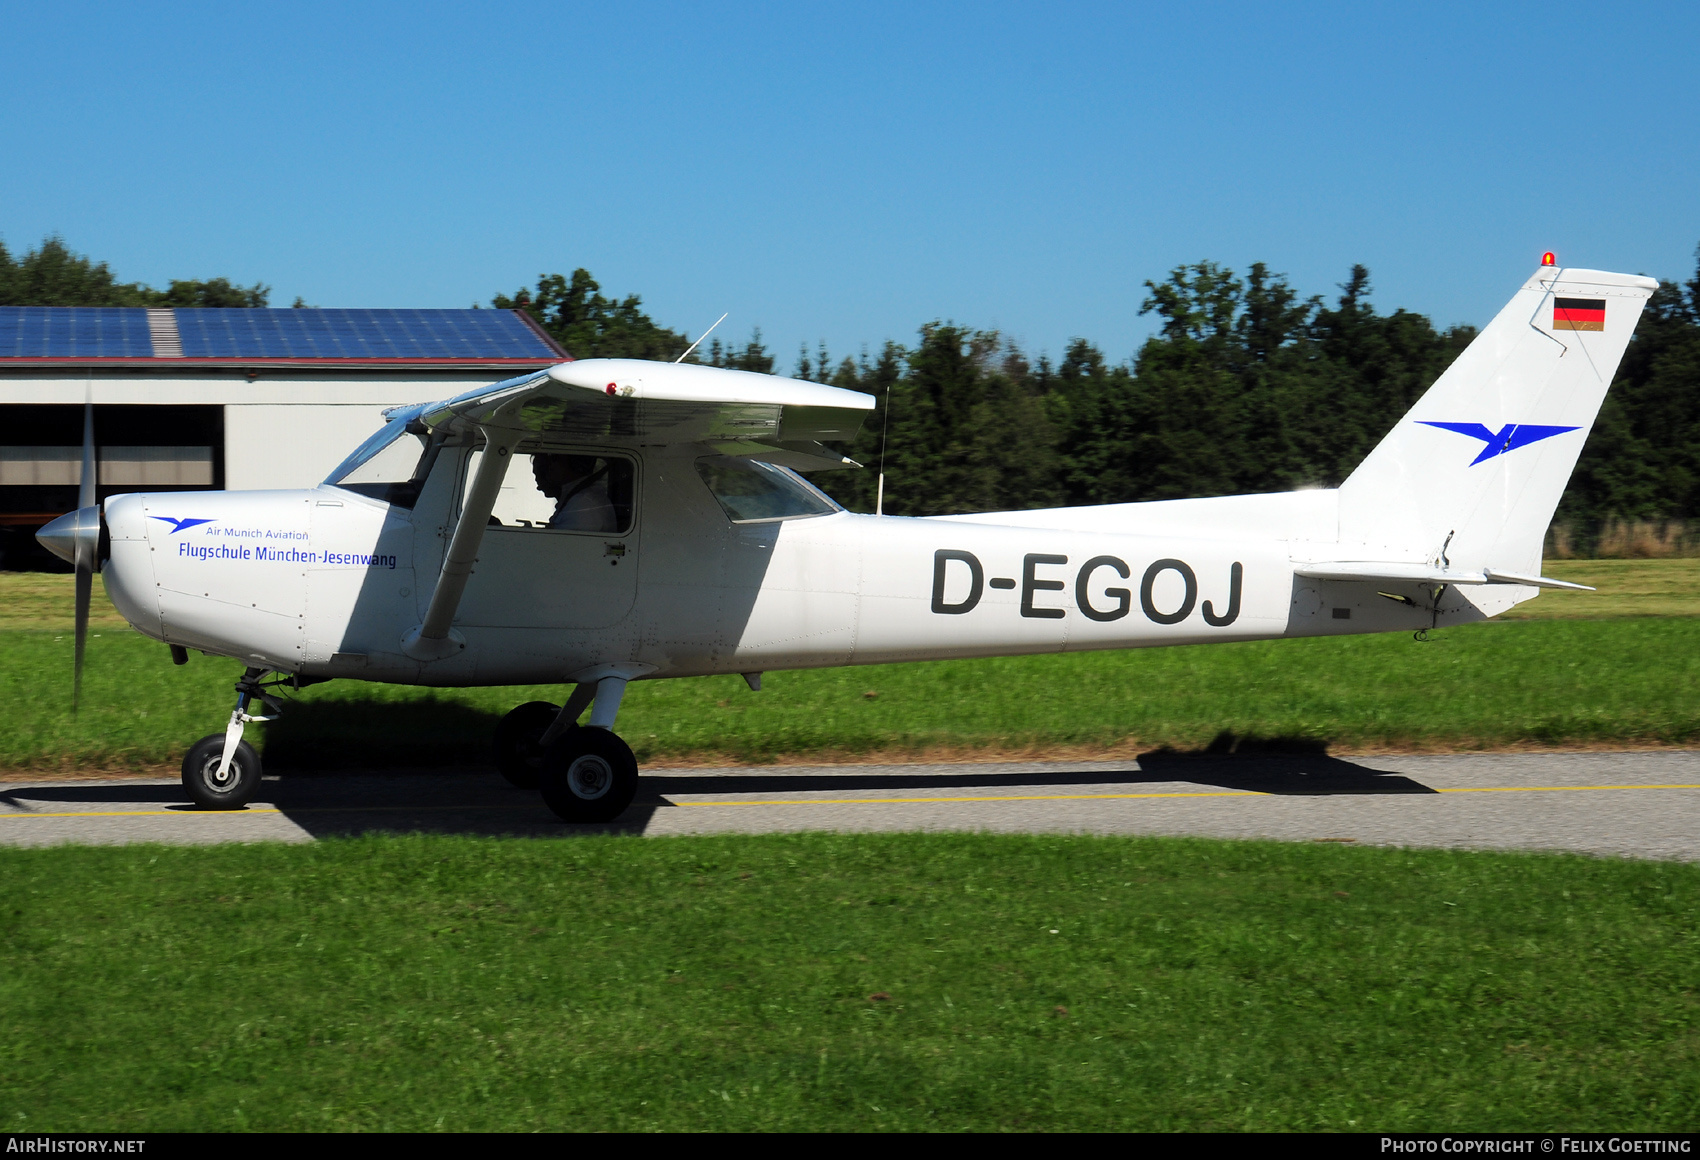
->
[0, 404, 221, 569]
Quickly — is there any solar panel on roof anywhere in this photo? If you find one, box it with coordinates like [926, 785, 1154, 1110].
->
[0, 307, 154, 358]
[0, 307, 560, 361]
[173, 309, 559, 359]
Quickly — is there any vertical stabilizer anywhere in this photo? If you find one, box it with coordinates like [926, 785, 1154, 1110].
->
[1336, 266, 1657, 573]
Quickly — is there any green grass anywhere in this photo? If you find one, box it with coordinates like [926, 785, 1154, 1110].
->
[4, 561, 1698, 772]
[2, 833, 1695, 1131]
[3, 615, 1699, 772]
[1500, 558, 1700, 619]
[0, 572, 133, 630]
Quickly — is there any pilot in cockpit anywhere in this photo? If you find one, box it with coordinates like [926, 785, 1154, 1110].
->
[532, 453, 619, 533]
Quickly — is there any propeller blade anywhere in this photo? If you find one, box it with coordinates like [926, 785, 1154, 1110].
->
[73, 397, 96, 713]
[79, 397, 96, 511]
[73, 565, 91, 714]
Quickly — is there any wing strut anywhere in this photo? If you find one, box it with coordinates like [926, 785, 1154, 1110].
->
[401, 426, 522, 661]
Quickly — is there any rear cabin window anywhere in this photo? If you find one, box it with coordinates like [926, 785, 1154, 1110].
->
[695, 456, 841, 522]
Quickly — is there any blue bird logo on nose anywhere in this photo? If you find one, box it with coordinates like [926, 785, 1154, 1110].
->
[150, 516, 216, 534]
[1417, 422, 1581, 466]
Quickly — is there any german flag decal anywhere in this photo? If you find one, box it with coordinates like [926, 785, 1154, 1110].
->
[1553, 297, 1606, 331]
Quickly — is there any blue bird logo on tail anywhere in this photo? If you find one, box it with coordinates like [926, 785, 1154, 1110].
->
[150, 516, 216, 534]
[1417, 421, 1581, 466]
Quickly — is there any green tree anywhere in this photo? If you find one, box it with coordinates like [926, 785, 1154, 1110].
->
[1034, 260, 1476, 511]
[1560, 247, 1700, 534]
[0, 235, 146, 306]
[808, 326, 1060, 516]
[1046, 338, 1142, 506]
[1307, 265, 1472, 485]
[0, 235, 267, 307]
[493, 269, 688, 360]
[810, 344, 905, 512]
[706, 329, 775, 373]
[149, 278, 269, 308]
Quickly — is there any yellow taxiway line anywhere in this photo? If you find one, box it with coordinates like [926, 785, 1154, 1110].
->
[1, 783, 1698, 819]
[671, 784, 1700, 807]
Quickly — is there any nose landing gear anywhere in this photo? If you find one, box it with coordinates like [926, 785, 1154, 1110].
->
[182, 666, 281, 810]
[182, 733, 264, 810]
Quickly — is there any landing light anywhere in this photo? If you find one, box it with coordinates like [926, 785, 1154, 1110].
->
[1541, 251, 1557, 266]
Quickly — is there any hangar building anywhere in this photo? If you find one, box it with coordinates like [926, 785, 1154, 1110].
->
[0, 305, 566, 567]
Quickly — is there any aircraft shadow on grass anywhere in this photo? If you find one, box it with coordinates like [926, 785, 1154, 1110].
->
[258, 696, 508, 771]
[637, 753, 1435, 798]
[2, 726, 1435, 842]
[258, 699, 1439, 796]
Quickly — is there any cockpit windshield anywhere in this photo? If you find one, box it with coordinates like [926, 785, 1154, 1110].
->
[324, 408, 440, 508]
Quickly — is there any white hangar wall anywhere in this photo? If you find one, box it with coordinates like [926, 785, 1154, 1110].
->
[223, 404, 394, 490]
[0, 370, 510, 492]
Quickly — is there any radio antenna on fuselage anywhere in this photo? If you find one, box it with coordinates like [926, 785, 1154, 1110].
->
[675, 312, 730, 363]
[875, 379, 893, 516]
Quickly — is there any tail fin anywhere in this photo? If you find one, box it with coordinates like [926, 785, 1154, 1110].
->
[1337, 265, 1658, 573]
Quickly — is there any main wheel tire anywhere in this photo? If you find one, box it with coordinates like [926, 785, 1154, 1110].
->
[494, 700, 561, 789]
[181, 734, 263, 810]
[538, 728, 638, 823]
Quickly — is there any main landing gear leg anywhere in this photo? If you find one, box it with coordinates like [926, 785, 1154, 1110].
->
[493, 683, 596, 790]
[542, 683, 598, 746]
[181, 666, 279, 810]
[537, 675, 639, 823]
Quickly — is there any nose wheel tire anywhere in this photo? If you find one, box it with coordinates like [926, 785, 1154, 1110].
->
[539, 728, 638, 823]
[493, 700, 562, 789]
[181, 734, 263, 810]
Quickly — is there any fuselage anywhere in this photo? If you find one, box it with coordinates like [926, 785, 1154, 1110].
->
[99, 440, 1516, 688]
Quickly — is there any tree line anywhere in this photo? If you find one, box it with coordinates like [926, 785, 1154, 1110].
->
[0, 235, 270, 308]
[12, 232, 1700, 540]
[501, 254, 1700, 539]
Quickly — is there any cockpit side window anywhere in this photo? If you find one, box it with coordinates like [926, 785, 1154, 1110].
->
[463, 448, 636, 534]
[695, 456, 841, 522]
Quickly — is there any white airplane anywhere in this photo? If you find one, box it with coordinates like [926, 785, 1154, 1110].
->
[38, 260, 1656, 822]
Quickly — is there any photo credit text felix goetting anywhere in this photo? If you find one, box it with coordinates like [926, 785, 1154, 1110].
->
[1382, 1141, 1691, 1154]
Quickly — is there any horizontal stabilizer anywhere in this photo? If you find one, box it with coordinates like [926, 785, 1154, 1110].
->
[1294, 562, 1593, 590]
[1481, 568, 1593, 591]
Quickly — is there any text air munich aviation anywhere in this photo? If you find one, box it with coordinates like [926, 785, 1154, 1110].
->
[37, 260, 1657, 821]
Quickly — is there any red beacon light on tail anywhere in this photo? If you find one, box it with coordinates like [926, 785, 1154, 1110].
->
[1541, 251, 1557, 266]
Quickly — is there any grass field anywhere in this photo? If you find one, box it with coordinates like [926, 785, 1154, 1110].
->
[1494, 558, 1700, 619]
[5, 571, 1695, 1134]
[3, 833, 1694, 1132]
[3, 561, 1698, 772]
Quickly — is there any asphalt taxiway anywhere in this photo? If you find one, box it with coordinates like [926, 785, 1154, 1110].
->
[2, 750, 1697, 859]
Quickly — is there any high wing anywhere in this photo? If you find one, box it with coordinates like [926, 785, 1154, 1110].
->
[408, 358, 876, 471]
[390, 357, 875, 661]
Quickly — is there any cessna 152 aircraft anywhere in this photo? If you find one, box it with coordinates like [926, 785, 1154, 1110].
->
[38, 260, 1656, 822]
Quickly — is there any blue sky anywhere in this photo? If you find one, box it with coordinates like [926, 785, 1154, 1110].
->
[3, 1, 1697, 367]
